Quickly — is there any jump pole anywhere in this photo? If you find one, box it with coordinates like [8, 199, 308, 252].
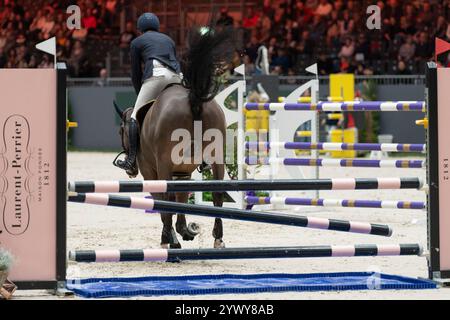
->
[245, 101, 426, 112]
[245, 196, 426, 210]
[68, 177, 424, 193]
[246, 158, 425, 169]
[68, 193, 393, 237]
[246, 142, 426, 153]
[69, 244, 423, 263]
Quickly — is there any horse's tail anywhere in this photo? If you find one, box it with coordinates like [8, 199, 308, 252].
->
[181, 27, 235, 121]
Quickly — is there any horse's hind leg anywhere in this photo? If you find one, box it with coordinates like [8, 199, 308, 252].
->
[175, 190, 200, 241]
[155, 166, 182, 249]
[211, 162, 225, 248]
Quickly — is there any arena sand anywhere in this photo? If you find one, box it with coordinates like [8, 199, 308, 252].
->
[16, 152, 450, 299]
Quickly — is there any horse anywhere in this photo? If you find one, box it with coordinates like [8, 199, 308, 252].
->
[113, 28, 234, 249]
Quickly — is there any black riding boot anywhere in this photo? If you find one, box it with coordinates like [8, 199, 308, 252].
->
[116, 118, 138, 172]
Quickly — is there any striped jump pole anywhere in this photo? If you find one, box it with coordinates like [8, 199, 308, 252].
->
[245, 196, 426, 210]
[68, 193, 393, 236]
[245, 157, 426, 169]
[246, 142, 426, 153]
[68, 244, 423, 263]
[68, 177, 424, 193]
[244, 101, 426, 112]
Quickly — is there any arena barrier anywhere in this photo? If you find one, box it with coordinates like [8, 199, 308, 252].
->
[245, 158, 425, 169]
[69, 244, 423, 263]
[246, 142, 426, 153]
[68, 177, 424, 193]
[68, 193, 393, 236]
[245, 196, 425, 210]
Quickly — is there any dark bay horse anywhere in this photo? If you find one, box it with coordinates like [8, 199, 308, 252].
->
[114, 28, 234, 249]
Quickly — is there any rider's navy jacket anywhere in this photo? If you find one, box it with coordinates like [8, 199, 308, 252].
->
[130, 31, 181, 94]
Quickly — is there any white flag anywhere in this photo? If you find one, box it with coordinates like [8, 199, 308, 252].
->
[305, 63, 318, 75]
[36, 37, 56, 56]
[234, 64, 245, 76]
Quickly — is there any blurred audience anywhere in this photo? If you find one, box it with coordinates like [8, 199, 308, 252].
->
[239, 0, 449, 75]
[0, 0, 449, 77]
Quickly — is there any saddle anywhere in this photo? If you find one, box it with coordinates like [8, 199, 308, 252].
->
[135, 82, 183, 129]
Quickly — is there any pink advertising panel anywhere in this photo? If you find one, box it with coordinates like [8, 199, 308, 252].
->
[0, 69, 58, 282]
[437, 68, 450, 272]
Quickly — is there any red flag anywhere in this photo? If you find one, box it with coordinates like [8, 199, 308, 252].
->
[435, 37, 450, 62]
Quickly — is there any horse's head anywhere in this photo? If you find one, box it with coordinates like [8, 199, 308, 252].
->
[113, 101, 134, 151]
[113, 101, 138, 177]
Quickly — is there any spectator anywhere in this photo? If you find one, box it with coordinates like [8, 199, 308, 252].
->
[243, 8, 260, 29]
[28, 54, 38, 68]
[272, 48, 291, 73]
[435, 16, 447, 39]
[68, 41, 86, 76]
[95, 68, 109, 87]
[419, 1, 435, 26]
[315, 0, 332, 17]
[245, 36, 260, 63]
[217, 8, 234, 27]
[339, 10, 355, 38]
[82, 8, 98, 31]
[338, 37, 355, 59]
[398, 35, 415, 62]
[396, 60, 411, 75]
[120, 21, 136, 47]
[354, 34, 370, 61]
[305, 0, 319, 10]
[41, 10, 55, 39]
[294, 1, 314, 24]
[308, 15, 326, 41]
[38, 54, 53, 68]
[243, 54, 255, 75]
[384, 0, 402, 21]
[415, 32, 433, 60]
[30, 9, 46, 33]
[397, 16, 416, 37]
[271, 65, 283, 75]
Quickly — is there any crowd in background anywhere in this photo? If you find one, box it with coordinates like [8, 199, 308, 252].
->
[0, 0, 449, 77]
[238, 0, 450, 75]
[0, 0, 131, 76]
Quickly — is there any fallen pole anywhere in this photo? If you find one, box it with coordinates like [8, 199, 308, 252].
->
[68, 193, 394, 237]
[68, 244, 423, 263]
[68, 177, 424, 193]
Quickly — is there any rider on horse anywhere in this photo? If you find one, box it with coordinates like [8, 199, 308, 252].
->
[115, 12, 182, 173]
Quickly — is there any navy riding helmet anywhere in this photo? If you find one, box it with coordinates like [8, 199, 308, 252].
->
[137, 12, 160, 33]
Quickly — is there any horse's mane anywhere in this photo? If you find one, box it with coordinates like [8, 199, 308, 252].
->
[181, 26, 235, 121]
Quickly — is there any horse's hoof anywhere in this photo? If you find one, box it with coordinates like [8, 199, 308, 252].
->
[214, 239, 225, 249]
[187, 222, 201, 236]
[161, 243, 169, 249]
[180, 222, 200, 241]
[170, 242, 182, 249]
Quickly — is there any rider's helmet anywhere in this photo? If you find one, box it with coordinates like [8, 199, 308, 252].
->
[137, 13, 160, 33]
